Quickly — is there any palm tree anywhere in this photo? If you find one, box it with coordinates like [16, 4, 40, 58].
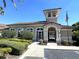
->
[0, 0, 24, 15]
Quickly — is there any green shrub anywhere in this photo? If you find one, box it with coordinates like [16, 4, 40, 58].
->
[61, 40, 72, 46]
[0, 48, 12, 54]
[0, 38, 32, 45]
[19, 31, 33, 40]
[0, 38, 32, 55]
[9, 47, 22, 55]
[72, 22, 79, 46]
[0, 47, 12, 58]
[25, 40, 32, 44]
[72, 31, 79, 46]
[2, 30, 17, 38]
[0, 56, 6, 59]
[0, 40, 26, 55]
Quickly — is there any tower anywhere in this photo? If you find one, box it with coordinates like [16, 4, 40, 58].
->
[43, 8, 61, 23]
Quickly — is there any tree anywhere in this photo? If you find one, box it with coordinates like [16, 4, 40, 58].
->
[0, 0, 24, 15]
[72, 22, 79, 46]
[73, 31, 79, 37]
[0, 7, 4, 15]
[72, 22, 79, 31]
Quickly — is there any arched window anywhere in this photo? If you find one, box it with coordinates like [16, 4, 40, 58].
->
[10, 28, 15, 30]
[36, 28, 43, 41]
[27, 28, 33, 32]
[17, 28, 23, 32]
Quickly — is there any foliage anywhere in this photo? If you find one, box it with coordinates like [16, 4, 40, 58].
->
[0, 0, 25, 15]
[0, 38, 32, 55]
[0, 47, 12, 59]
[0, 41, 23, 55]
[0, 40, 26, 50]
[0, 56, 6, 59]
[72, 22, 79, 31]
[61, 40, 72, 46]
[72, 22, 79, 46]
[0, 38, 32, 45]
[2, 30, 17, 38]
[0, 48, 12, 55]
[73, 31, 79, 37]
[19, 31, 33, 40]
[0, 7, 4, 15]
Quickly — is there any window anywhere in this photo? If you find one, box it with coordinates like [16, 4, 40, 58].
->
[53, 13, 56, 17]
[48, 12, 51, 17]
[10, 28, 15, 30]
[27, 28, 33, 32]
[52, 11, 57, 17]
[36, 28, 43, 41]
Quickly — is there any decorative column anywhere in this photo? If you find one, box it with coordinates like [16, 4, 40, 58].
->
[44, 27, 48, 42]
[56, 29, 61, 45]
[33, 27, 37, 41]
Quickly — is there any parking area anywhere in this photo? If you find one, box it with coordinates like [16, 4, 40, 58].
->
[44, 49, 79, 59]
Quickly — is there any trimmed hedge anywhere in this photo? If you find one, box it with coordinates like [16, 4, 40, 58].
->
[0, 56, 6, 59]
[0, 38, 32, 43]
[0, 48, 12, 53]
[0, 48, 12, 59]
[0, 40, 26, 50]
[0, 48, 12, 56]
[61, 40, 72, 46]
[19, 31, 33, 40]
[2, 30, 16, 38]
[0, 39, 32, 55]
[0, 40, 29, 55]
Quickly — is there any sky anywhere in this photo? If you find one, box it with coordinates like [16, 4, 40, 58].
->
[0, 0, 79, 25]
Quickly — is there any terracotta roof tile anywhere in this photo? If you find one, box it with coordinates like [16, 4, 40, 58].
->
[0, 24, 8, 29]
[7, 21, 61, 26]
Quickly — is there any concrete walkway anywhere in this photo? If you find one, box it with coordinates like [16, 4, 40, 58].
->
[19, 42, 47, 59]
[19, 42, 79, 59]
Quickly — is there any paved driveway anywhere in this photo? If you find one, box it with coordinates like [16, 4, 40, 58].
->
[44, 49, 79, 59]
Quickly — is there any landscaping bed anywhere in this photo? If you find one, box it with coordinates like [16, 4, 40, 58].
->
[0, 38, 32, 56]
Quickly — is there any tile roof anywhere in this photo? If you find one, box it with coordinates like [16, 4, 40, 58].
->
[0, 24, 8, 29]
[7, 21, 72, 29]
[7, 21, 61, 26]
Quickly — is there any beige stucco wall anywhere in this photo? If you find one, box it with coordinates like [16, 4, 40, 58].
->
[8, 23, 73, 45]
[60, 29, 72, 43]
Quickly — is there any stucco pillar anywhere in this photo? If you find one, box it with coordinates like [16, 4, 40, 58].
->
[56, 29, 61, 45]
[33, 28, 37, 41]
[58, 29, 61, 44]
[44, 27, 48, 42]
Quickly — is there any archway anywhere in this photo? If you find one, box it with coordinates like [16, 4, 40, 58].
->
[36, 28, 43, 41]
[48, 27, 56, 42]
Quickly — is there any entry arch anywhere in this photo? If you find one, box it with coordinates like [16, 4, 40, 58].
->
[48, 27, 56, 42]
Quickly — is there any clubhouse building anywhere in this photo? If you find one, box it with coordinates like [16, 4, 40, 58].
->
[0, 8, 73, 44]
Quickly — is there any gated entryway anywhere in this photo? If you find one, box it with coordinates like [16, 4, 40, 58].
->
[48, 27, 56, 42]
